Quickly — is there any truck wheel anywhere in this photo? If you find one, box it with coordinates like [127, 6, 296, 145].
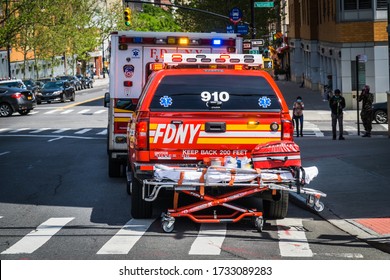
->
[131, 172, 152, 219]
[108, 157, 121, 177]
[263, 190, 289, 220]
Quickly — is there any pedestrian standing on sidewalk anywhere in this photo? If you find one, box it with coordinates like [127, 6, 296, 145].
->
[358, 85, 374, 137]
[329, 89, 346, 140]
[292, 96, 304, 137]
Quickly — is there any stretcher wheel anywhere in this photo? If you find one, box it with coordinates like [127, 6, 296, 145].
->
[314, 202, 324, 212]
[161, 214, 175, 233]
[162, 220, 175, 233]
[254, 217, 264, 232]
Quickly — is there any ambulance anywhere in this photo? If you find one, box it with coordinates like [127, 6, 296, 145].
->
[105, 31, 243, 177]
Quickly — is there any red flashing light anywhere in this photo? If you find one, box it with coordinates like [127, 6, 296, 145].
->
[123, 81, 133, 87]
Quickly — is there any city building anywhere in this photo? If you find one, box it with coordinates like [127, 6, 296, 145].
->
[288, 0, 389, 108]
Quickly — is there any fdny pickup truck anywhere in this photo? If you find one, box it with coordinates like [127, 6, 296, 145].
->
[127, 53, 294, 219]
[105, 31, 242, 177]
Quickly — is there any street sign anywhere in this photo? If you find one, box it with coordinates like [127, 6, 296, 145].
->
[226, 25, 235, 34]
[249, 49, 259, 54]
[237, 24, 249, 35]
[254, 2, 274, 8]
[229, 7, 242, 24]
[251, 39, 264, 47]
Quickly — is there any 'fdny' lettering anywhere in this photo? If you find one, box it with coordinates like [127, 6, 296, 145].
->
[153, 124, 201, 144]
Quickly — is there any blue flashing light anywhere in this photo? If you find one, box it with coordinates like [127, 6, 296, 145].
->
[212, 39, 222, 46]
[133, 37, 143, 43]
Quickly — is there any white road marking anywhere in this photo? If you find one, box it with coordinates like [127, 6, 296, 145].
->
[277, 218, 313, 257]
[60, 110, 74, 114]
[94, 110, 107, 114]
[315, 252, 364, 258]
[44, 110, 60, 114]
[189, 223, 226, 255]
[0, 151, 10, 156]
[9, 128, 29, 133]
[96, 129, 107, 135]
[97, 219, 154, 254]
[78, 109, 91, 114]
[0, 128, 9, 133]
[74, 128, 92, 134]
[30, 128, 51, 134]
[1, 217, 74, 254]
[53, 128, 72, 134]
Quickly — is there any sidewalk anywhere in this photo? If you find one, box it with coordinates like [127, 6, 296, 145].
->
[276, 80, 390, 254]
[93, 76, 109, 87]
[276, 80, 358, 121]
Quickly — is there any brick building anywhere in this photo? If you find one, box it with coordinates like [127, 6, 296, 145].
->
[288, 0, 389, 108]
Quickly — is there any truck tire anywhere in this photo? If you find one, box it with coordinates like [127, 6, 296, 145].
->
[263, 190, 289, 220]
[131, 173, 152, 218]
[108, 156, 121, 177]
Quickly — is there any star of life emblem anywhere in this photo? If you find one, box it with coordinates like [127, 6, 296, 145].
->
[160, 96, 173, 107]
[258, 96, 271, 108]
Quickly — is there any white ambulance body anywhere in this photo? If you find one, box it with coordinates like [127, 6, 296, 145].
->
[106, 31, 243, 177]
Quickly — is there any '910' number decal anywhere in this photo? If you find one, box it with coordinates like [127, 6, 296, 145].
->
[201, 91, 230, 102]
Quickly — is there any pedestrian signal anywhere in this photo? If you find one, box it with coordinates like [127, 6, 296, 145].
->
[124, 7, 131, 26]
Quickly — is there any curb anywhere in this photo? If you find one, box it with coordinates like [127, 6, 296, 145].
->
[289, 192, 390, 254]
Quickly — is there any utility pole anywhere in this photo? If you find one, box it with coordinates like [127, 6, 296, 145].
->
[250, 0, 255, 39]
[5, 0, 11, 78]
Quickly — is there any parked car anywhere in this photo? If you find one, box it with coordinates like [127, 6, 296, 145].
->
[76, 74, 94, 89]
[37, 80, 75, 104]
[36, 77, 55, 87]
[56, 75, 82, 91]
[0, 86, 36, 117]
[22, 79, 41, 95]
[0, 79, 27, 89]
[372, 101, 388, 124]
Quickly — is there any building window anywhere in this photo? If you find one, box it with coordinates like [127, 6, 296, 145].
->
[377, 0, 387, 9]
[344, 0, 372, 10]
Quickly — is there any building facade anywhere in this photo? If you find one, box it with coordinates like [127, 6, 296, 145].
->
[288, 0, 389, 108]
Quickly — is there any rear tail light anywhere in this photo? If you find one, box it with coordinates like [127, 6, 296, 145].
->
[135, 120, 148, 150]
[281, 119, 293, 140]
[11, 93, 22, 99]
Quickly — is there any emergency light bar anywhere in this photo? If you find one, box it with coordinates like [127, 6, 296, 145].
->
[162, 53, 263, 67]
[118, 36, 236, 47]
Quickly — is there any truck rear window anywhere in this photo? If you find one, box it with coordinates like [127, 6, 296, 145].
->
[149, 75, 281, 111]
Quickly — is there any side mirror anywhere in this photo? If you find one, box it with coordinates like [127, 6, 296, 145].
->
[104, 92, 110, 107]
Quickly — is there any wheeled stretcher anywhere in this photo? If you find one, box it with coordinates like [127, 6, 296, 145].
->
[142, 164, 327, 233]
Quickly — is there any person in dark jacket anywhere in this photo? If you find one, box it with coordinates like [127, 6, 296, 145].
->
[292, 96, 304, 137]
[358, 85, 374, 137]
[329, 89, 346, 140]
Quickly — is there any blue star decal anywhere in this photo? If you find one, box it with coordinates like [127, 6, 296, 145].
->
[258, 96, 272, 108]
[160, 96, 173, 107]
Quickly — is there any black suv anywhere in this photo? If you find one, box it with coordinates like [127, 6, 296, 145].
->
[0, 86, 36, 117]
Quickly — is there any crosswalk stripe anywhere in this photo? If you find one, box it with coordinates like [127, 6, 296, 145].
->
[189, 223, 227, 255]
[44, 110, 60, 114]
[74, 128, 92, 134]
[60, 110, 74, 114]
[1, 217, 74, 254]
[30, 128, 51, 134]
[277, 218, 313, 257]
[9, 128, 29, 133]
[96, 129, 107, 135]
[97, 219, 154, 255]
[53, 128, 72, 134]
[94, 110, 106, 114]
[78, 109, 91, 114]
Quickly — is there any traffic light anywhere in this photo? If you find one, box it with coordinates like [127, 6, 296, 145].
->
[124, 7, 131, 27]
